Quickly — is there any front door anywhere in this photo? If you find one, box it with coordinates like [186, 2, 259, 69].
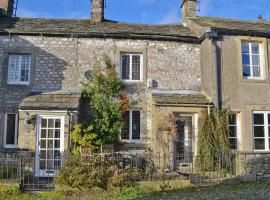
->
[36, 116, 64, 177]
[174, 116, 193, 169]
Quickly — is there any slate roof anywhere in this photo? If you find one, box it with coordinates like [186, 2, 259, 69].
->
[0, 18, 199, 42]
[190, 17, 270, 35]
[152, 91, 211, 106]
[19, 92, 81, 111]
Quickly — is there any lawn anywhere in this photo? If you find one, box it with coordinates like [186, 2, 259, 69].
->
[1, 181, 270, 200]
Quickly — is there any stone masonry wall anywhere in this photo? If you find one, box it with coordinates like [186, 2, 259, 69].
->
[0, 35, 201, 150]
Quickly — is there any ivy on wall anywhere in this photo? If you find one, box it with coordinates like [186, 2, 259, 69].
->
[196, 107, 231, 172]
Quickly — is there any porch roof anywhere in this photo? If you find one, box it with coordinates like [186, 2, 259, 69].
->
[152, 91, 212, 106]
[19, 92, 81, 111]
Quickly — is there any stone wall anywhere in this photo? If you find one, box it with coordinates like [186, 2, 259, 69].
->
[0, 35, 201, 150]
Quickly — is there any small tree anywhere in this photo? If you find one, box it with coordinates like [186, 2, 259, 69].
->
[71, 55, 128, 152]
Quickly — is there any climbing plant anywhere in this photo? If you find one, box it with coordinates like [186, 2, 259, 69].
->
[196, 107, 231, 172]
[71, 55, 129, 152]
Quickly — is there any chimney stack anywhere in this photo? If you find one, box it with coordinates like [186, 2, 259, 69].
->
[181, 0, 197, 23]
[91, 0, 104, 23]
[0, 0, 13, 17]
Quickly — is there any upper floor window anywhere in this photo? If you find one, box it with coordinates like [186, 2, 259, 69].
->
[253, 111, 270, 151]
[120, 53, 143, 82]
[4, 113, 18, 148]
[242, 42, 264, 79]
[7, 54, 31, 85]
[121, 110, 142, 143]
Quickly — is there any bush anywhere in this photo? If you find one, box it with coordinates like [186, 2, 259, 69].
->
[55, 155, 142, 190]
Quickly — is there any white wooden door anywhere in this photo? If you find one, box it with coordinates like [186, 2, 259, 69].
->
[36, 116, 64, 177]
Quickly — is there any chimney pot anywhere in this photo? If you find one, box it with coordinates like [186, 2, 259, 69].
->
[0, 0, 13, 17]
[91, 0, 104, 23]
[181, 0, 197, 24]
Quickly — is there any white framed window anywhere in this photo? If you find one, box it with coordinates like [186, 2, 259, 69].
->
[121, 110, 142, 143]
[120, 53, 143, 82]
[4, 113, 18, 148]
[7, 54, 31, 85]
[228, 114, 240, 150]
[241, 41, 264, 80]
[253, 111, 270, 151]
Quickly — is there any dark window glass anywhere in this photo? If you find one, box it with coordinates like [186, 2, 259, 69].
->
[121, 55, 130, 80]
[254, 114, 264, 125]
[254, 139, 265, 150]
[132, 111, 141, 140]
[121, 111, 129, 140]
[242, 54, 250, 65]
[6, 114, 17, 145]
[242, 42, 249, 54]
[254, 126, 265, 137]
[243, 65, 251, 77]
[229, 114, 236, 125]
[229, 138, 237, 150]
[229, 126, 237, 137]
[132, 55, 140, 80]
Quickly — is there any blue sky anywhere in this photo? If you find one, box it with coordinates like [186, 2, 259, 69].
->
[16, 0, 270, 24]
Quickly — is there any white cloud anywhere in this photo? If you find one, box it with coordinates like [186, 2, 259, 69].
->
[159, 7, 179, 24]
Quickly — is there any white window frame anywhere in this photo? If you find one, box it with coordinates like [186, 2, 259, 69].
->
[242, 41, 265, 80]
[121, 110, 143, 143]
[120, 53, 143, 83]
[3, 113, 18, 148]
[7, 54, 31, 85]
[228, 113, 241, 150]
[253, 111, 270, 152]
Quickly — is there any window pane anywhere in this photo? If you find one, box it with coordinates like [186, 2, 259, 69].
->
[48, 119, 54, 128]
[48, 130, 54, 138]
[253, 65, 260, 77]
[55, 129, 60, 138]
[55, 119, 61, 128]
[254, 114, 264, 125]
[121, 111, 129, 140]
[132, 55, 141, 80]
[243, 65, 251, 77]
[242, 54, 250, 65]
[229, 114, 236, 125]
[8, 55, 20, 83]
[121, 54, 130, 80]
[242, 42, 249, 54]
[40, 160, 46, 170]
[54, 150, 61, 159]
[41, 129, 47, 138]
[54, 140, 60, 148]
[252, 43, 259, 54]
[252, 55, 260, 65]
[47, 160, 54, 170]
[48, 140, 53, 148]
[41, 119, 47, 128]
[229, 126, 237, 137]
[40, 150, 46, 159]
[40, 140, 46, 148]
[229, 138, 237, 150]
[254, 126, 264, 137]
[6, 114, 16, 145]
[254, 139, 265, 150]
[132, 111, 141, 140]
[47, 150, 53, 159]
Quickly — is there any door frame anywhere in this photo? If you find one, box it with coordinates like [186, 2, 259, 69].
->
[35, 115, 65, 177]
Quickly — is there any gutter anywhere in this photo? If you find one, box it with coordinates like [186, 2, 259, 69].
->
[0, 31, 201, 44]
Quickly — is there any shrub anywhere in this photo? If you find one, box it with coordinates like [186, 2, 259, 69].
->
[55, 155, 142, 190]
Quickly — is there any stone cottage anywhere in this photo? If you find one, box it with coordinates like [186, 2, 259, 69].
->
[1, 0, 269, 177]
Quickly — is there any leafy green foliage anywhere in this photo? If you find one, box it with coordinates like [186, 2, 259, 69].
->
[71, 55, 128, 152]
[196, 107, 231, 172]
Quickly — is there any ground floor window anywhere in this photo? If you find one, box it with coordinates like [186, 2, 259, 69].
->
[228, 114, 240, 150]
[4, 113, 18, 148]
[121, 110, 142, 143]
[253, 111, 270, 151]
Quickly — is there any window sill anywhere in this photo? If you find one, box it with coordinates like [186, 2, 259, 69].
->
[121, 140, 142, 144]
[122, 80, 143, 85]
[240, 77, 268, 83]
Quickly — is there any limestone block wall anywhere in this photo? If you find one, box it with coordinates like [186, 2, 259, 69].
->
[0, 35, 201, 150]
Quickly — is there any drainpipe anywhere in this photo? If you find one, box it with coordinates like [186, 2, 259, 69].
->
[206, 31, 221, 109]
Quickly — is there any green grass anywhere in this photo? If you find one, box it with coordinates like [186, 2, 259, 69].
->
[1, 180, 270, 200]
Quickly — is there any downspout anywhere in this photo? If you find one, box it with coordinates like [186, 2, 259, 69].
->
[206, 31, 221, 108]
